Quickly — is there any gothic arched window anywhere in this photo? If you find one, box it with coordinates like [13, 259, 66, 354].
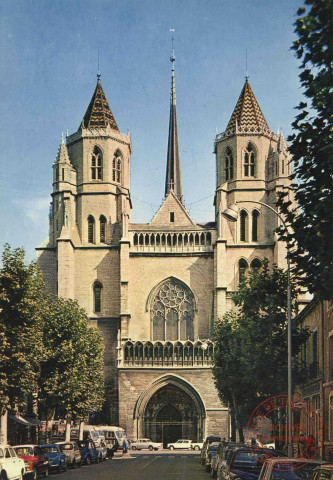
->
[225, 147, 234, 181]
[240, 210, 248, 242]
[100, 215, 107, 243]
[252, 210, 259, 241]
[239, 259, 248, 283]
[91, 146, 103, 180]
[112, 150, 122, 183]
[151, 279, 194, 341]
[93, 281, 103, 313]
[88, 215, 95, 243]
[244, 143, 255, 177]
[251, 258, 262, 270]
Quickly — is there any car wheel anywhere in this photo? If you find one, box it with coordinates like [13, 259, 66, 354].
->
[194, 445, 200, 451]
[169, 446, 174, 450]
[57, 463, 62, 474]
[149, 446, 154, 451]
[154, 448, 158, 451]
[32, 467, 38, 480]
[85, 455, 91, 465]
[211, 468, 216, 477]
[63, 462, 67, 472]
[131, 446, 136, 450]
[44, 468, 49, 478]
[96, 455, 100, 463]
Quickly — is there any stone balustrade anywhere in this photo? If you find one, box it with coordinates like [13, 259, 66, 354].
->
[117, 339, 214, 368]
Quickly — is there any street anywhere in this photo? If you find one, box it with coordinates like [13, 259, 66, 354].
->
[57, 451, 206, 480]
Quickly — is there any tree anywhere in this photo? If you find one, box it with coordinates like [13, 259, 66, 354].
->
[212, 260, 310, 439]
[39, 295, 105, 439]
[0, 245, 45, 414]
[277, 0, 333, 300]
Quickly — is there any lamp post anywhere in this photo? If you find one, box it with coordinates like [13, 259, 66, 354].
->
[222, 201, 293, 457]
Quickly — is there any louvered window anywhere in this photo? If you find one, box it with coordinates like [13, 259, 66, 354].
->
[240, 210, 248, 242]
[100, 215, 106, 243]
[239, 259, 248, 283]
[252, 210, 259, 241]
[88, 215, 95, 243]
[225, 147, 234, 181]
[112, 151, 122, 183]
[94, 282, 102, 313]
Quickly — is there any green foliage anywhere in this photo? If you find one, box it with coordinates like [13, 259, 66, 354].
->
[0, 244, 46, 413]
[212, 260, 310, 429]
[277, 0, 333, 300]
[39, 296, 105, 422]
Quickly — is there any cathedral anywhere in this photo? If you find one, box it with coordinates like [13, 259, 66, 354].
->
[37, 52, 292, 445]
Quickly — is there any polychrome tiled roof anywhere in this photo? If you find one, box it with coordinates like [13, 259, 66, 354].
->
[81, 79, 119, 130]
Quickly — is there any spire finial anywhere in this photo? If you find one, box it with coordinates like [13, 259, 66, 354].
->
[97, 48, 101, 82]
[170, 28, 175, 67]
[61, 131, 64, 144]
[245, 48, 249, 81]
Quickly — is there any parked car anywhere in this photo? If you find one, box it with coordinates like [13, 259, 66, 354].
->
[0, 445, 25, 480]
[167, 439, 193, 450]
[13, 445, 48, 479]
[258, 457, 328, 480]
[201, 436, 222, 465]
[77, 439, 99, 465]
[56, 441, 82, 469]
[217, 446, 285, 480]
[211, 442, 245, 478]
[96, 442, 107, 462]
[192, 442, 204, 451]
[39, 444, 67, 474]
[313, 464, 333, 480]
[205, 442, 220, 472]
[131, 439, 163, 451]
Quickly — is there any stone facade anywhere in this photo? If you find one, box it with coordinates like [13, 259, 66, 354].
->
[37, 73, 293, 444]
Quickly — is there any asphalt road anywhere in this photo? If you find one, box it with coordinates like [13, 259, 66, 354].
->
[56, 451, 208, 480]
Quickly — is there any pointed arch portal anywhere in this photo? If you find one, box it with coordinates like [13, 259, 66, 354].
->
[134, 375, 205, 447]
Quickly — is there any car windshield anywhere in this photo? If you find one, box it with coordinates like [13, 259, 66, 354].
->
[60, 444, 73, 450]
[272, 462, 323, 480]
[210, 446, 219, 451]
[15, 447, 33, 456]
[233, 452, 261, 467]
[41, 446, 58, 453]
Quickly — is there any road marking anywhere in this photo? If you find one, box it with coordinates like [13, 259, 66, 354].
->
[139, 456, 159, 470]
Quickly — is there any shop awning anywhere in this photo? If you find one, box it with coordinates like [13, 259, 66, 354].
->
[25, 417, 42, 426]
[8, 415, 31, 426]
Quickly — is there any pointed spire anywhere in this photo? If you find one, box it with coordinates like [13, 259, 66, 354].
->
[165, 46, 183, 204]
[277, 128, 288, 153]
[56, 135, 70, 164]
[81, 77, 119, 130]
[225, 78, 273, 136]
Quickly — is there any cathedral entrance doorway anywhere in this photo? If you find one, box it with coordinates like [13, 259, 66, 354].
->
[144, 384, 199, 448]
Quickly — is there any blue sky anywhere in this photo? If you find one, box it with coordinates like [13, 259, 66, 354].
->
[0, 0, 304, 262]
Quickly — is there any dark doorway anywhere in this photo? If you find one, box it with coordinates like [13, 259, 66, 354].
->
[144, 384, 200, 446]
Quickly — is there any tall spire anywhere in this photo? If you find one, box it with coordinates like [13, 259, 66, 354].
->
[165, 42, 183, 204]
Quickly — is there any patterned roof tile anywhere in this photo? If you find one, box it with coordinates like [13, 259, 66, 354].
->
[81, 79, 119, 130]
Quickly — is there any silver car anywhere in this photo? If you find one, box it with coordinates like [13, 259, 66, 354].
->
[131, 438, 162, 451]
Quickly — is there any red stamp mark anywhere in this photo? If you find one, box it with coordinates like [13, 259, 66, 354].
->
[246, 394, 322, 470]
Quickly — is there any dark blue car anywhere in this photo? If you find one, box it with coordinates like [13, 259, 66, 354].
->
[40, 443, 67, 473]
[77, 439, 99, 465]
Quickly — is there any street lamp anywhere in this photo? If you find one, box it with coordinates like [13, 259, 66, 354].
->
[222, 201, 293, 457]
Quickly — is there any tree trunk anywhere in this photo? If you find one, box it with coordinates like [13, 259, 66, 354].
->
[0, 411, 8, 445]
[79, 421, 84, 441]
[230, 405, 236, 441]
[65, 416, 71, 442]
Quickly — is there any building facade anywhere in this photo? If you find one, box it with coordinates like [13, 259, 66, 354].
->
[37, 57, 292, 445]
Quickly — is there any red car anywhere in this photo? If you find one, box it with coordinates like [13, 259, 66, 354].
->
[13, 445, 49, 479]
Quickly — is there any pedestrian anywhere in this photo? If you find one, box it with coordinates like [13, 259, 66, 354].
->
[298, 432, 306, 457]
[305, 434, 315, 458]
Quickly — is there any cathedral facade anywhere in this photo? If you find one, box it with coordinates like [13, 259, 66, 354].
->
[37, 57, 292, 445]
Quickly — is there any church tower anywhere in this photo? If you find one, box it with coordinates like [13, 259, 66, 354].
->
[213, 78, 292, 318]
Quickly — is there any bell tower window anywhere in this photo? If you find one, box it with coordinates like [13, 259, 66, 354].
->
[93, 281, 103, 313]
[252, 210, 259, 241]
[100, 215, 106, 243]
[112, 150, 122, 183]
[88, 215, 95, 243]
[225, 147, 234, 181]
[244, 143, 255, 177]
[91, 146, 103, 180]
[240, 210, 248, 242]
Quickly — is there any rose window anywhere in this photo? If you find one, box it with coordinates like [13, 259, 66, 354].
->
[151, 280, 194, 341]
